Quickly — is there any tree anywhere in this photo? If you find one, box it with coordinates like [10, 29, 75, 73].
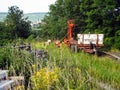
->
[40, 0, 120, 50]
[5, 6, 31, 38]
[0, 22, 7, 45]
[40, 0, 82, 39]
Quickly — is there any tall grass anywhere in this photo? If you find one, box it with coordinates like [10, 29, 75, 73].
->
[0, 44, 34, 90]
[0, 42, 120, 90]
[43, 43, 120, 89]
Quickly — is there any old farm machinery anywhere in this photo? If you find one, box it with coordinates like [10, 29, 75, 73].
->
[63, 20, 104, 54]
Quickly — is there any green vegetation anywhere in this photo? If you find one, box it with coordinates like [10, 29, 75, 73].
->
[40, 0, 120, 50]
[0, 42, 120, 89]
[46, 43, 120, 89]
[0, 6, 31, 46]
[0, 0, 120, 50]
[0, 0, 120, 90]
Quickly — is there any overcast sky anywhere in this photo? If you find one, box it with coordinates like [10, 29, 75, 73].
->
[0, 0, 56, 13]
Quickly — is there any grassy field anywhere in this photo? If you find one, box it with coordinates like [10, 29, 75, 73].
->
[30, 42, 120, 90]
[0, 41, 120, 90]
[50, 43, 120, 88]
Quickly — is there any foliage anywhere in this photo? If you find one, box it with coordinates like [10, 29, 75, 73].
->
[5, 6, 31, 38]
[0, 41, 120, 89]
[0, 22, 12, 46]
[0, 47, 11, 69]
[40, 0, 120, 50]
[0, 6, 31, 46]
[46, 43, 120, 89]
[0, 44, 33, 89]
[31, 67, 59, 90]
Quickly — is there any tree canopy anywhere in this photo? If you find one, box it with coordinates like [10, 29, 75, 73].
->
[0, 6, 31, 45]
[40, 0, 120, 50]
[5, 6, 31, 38]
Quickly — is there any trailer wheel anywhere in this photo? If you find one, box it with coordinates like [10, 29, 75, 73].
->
[70, 44, 78, 53]
[74, 45, 78, 53]
[95, 48, 102, 56]
[70, 44, 74, 52]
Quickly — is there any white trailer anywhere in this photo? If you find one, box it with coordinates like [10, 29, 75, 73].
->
[77, 34, 104, 45]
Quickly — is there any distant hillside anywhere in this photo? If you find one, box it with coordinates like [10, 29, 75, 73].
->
[0, 12, 47, 23]
[0, 12, 7, 21]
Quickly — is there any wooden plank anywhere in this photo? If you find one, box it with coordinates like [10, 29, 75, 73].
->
[104, 52, 120, 60]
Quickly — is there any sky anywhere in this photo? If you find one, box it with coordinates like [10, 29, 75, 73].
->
[0, 0, 56, 13]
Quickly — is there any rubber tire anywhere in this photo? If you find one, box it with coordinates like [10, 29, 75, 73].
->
[74, 45, 78, 53]
[70, 44, 78, 53]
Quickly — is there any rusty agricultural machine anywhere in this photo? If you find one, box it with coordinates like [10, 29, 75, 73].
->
[58, 20, 104, 54]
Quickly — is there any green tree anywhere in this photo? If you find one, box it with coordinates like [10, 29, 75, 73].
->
[40, 0, 120, 50]
[0, 22, 12, 45]
[5, 6, 31, 38]
[40, 0, 82, 39]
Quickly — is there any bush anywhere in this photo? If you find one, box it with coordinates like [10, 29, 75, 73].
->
[104, 37, 114, 50]
[0, 48, 11, 69]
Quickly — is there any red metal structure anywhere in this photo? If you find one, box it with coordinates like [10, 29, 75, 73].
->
[67, 20, 75, 40]
[64, 20, 76, 45]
